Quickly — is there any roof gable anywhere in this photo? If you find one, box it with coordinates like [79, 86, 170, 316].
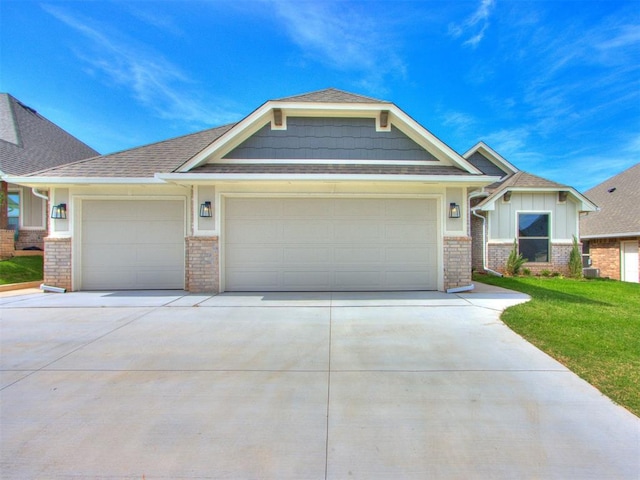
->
[0, 93, 99, 175]
[178, 88, 483, 175]
[463, 142, 518, 178]
[580, 162, 640, 238]
[474, 171, 597, 212]
[223, 117, 439, 162]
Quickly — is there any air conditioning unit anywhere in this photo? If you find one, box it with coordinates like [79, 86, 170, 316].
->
[583, 268, 600, 278]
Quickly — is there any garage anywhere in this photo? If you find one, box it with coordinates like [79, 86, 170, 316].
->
[80, 200, 185, 290]
[224, 197, 438, 291]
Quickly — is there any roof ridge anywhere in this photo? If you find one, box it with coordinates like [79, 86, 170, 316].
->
[274, 87, 390, 104]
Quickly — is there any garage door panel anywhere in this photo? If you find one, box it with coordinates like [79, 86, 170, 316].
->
[226, 246, 283, 266]
[81, 200, 184, 290]
[284, 247, 332, 264]
[226, 220, 281, 243]
[282, 221, 332, 242]
[282, 271, 332, 290]
[224, 198, 437, 291]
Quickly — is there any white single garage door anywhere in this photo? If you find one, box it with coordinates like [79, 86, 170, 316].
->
[81, 200, 185, 290]
[224, 198, 438, 291]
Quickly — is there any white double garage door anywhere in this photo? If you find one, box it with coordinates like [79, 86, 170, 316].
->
[80, 198, 438, 291]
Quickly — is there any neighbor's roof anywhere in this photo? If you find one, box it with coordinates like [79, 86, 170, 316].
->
[0, 93, 98, 175]
[580, 163, 640, 239]
[27, 124, 236, 178]
[275, 88, 389, 104]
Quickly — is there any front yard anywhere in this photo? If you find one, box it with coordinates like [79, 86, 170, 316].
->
[0, 256, 44, 285]
[474, 274, 640, 417]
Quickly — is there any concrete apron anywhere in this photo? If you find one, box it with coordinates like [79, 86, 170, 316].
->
[1, 290, 638, 479]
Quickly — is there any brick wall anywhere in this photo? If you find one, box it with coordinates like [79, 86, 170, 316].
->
[44, 237, 72, 290]
[443, 236, 472, 289]
[185, 236, 219, 293]
[470, 212, 485, 272]
[588, 237, 640, 281]
[488, 242, 574, 275]
[0, 229, 14, 259]
[16, 229, 46, 251]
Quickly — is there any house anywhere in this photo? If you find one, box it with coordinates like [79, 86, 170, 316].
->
[5, 88, 596, 292]
[0, 93, 99, 258]
[466, 142, 597, 276]
[580, 163, 640, 283]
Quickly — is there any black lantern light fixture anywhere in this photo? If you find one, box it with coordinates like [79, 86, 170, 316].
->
[199, 201, 212, 218]
[448, 202, 461, 219]
[51, 203, 67, 219]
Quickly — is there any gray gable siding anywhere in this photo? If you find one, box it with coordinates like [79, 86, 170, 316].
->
[223, 117, 438, 161]
[467, 151, 508, 177]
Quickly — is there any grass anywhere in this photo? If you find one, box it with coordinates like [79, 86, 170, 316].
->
[0, 256, 44, 284]
[474, 273, 640, 417]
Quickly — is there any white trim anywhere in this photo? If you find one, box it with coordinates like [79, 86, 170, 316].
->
[516, 210, 552, 263]
[216, 159, 443, 166]
[474, 187, 598, 213]
[5, 176, 164, 186]
[581, 232, 640, 239]
[157, 172, 499, 185]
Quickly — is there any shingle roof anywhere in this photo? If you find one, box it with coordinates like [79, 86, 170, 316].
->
[275, 88, 389, 104]
[580, 163, 640, 238]
[0, 93, 99, 175]
[189, 163, 470, 176]
[29, 124, 235, 178]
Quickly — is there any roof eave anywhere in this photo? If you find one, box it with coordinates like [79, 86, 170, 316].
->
[3, 175, 164, 187]
[157, 172, 500, 185]
[472, 186, 598, 212]
[581, 232, 640, 239]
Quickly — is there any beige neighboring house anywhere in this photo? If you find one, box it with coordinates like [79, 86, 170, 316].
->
[580, 163, 640, 283]
[6, 88, 596, 292]
[0, 93, 99, 258]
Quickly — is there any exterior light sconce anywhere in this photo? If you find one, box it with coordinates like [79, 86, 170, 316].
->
[448, 202, 461, 219]
[51, 203, 67, 219]
[199, 201, 212, 218]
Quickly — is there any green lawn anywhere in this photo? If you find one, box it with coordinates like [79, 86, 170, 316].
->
[0, 256, 44, 284]
[474, 274, 640, 417]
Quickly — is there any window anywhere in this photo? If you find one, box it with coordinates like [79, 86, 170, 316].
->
[518, 213, 549, 262]
[7, 192, 19, 230]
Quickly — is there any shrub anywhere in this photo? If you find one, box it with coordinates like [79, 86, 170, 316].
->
[568, 235, 583, 279]
[522, 268, 532, 276]
[540, 269, 552, 277]
[505, 239, 526, 276]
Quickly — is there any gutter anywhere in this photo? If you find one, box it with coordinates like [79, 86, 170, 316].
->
[469, 190, 503, 277]
[31, 188, 49, 201]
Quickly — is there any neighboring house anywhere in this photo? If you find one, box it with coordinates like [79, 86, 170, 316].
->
[6, 88, 595, 292]
[467, 142, 597, 276]
[0, 93, 99, 257]
[580, 163, 640, 283]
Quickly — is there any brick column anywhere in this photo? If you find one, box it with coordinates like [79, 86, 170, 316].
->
[185, 236, 219, 293]
[0, 229, 14, 259]
[443, 236, 472, 290]
[44, 237, 72, 290]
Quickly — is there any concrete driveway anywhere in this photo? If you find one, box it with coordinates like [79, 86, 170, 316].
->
[1, 287, 638, 479]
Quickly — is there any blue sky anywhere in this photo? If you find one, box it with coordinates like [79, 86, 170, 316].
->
[1, 0, 638, 191]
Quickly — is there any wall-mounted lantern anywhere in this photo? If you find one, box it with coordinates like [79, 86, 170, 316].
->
[51, 203, 67, 219]
[448, 202, 461, 219]
[199, 201, 212, 218]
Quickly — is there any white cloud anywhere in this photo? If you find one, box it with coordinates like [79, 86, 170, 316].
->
[42, 4, 239, 128]
[268, 0, 406, 93]
[449, 0, 495, 48]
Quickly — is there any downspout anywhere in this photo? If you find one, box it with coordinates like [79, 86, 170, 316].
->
[469, 191, 503, 277]
[31, 188, 49, 201]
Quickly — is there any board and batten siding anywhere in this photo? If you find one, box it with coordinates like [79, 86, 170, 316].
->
[488, 192, 578, 241]
[223, 117, 439, 161]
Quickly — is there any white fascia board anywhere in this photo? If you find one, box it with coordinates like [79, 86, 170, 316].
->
[219, 159, 443, 166]
[474, 186, 598, 212]
[4, 176, 164, 187]
[462, 141, 519, 175]
[157, 172, 500, 185]
[581, 232, 640, 239]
